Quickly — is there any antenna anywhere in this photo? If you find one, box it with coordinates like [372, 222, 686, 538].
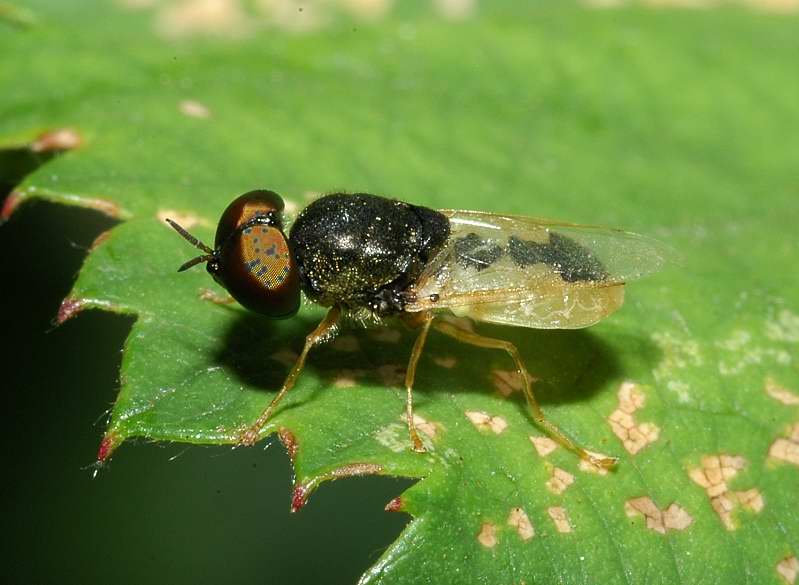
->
[166, 218, 214, 254]
[166, 219, 216, 271]
[177, 254, 215, 272]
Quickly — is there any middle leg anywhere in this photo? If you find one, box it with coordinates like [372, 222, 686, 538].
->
[403, 311, 434, 452]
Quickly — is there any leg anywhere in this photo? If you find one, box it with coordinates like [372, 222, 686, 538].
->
[237, 306, 342, 446]
[200, 288, 235, 305]
[404, 312, 434, 452]
[434, 319, 617, 470]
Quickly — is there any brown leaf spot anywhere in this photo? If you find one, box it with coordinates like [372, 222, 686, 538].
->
[664, 503, 694, 531]
[271, 349, 299, 367]
[607, 381, 660, 454]
[547, 506, 572, 533]
[491, 369, 524, 396]
[331, 334, 360, 352]
[179, 99, 211, 118]
[465, 411, 508, 434]
[377, 363, 404, 387]
[432, 355, 457, 369]
[412, 414, 438, 439]
[333, 369, 365, 388]
[158, 209, 212, 230]
[477, 522, 497, 548]
[369, 327, 402, 343]
[440, 314, 474, 332]
[529, 435, 558, 457]
[507, 507, 534, 541]
[777, 555, 799, 585]
[546, 466, 575, 495]
[157, 0, 253, 38]
[31, 128, 82, 153]
[770, 437, 799, 465]
[625, 496, 693, 534]
[339, 0, 393, 21]
[769, 423, 799, 466]
[434, 0, 477, 20]
[766, 377, 799, 405]
[689, 454, 761, 530]
[735, 488, 764, 513]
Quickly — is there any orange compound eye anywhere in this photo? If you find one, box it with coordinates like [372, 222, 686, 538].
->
[168, 189, 300, 319]
[240, 224, 293, 290]
[214, 222, 301, 319]
[199, 189, 302, 319]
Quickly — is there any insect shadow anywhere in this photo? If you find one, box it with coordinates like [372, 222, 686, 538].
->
[214, 310, 660, 418]
[214, 311, 419, 400]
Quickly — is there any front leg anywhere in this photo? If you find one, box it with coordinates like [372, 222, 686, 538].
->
[237, 305, 342, 446]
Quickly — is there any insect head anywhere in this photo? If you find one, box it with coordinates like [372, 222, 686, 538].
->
[166, 189, 301, 318]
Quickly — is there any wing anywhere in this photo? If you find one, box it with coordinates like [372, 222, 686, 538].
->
[403, 210, 670, 329]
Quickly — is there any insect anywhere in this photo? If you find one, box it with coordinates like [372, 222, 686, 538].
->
[167, 189, 667, 469]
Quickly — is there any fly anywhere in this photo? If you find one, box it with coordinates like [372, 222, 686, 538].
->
[168, 190, 668, 469]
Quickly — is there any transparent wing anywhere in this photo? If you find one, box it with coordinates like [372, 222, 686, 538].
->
[403, 210, 670, 329]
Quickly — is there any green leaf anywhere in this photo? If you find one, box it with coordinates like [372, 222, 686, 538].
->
[3, 1, 798, 583]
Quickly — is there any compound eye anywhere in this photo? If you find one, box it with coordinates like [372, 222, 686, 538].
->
[219, 224, 301, 318]
[242, 225, 292, 288]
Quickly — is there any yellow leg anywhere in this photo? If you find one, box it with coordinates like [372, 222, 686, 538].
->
[404, 312, 434, 452]
[237, 306, 341, 446]
[433, 319, 617, 470]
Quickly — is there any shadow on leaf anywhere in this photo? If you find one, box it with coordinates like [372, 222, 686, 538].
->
[214, 309, 660, 417]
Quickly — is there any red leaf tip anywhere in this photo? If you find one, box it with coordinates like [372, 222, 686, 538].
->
[291, 483, 310, 513]
[385, 497, 404, 513]
[97, 432, 121, 464]
[56, 298, 85, 325]
[1, 191, 21, 222]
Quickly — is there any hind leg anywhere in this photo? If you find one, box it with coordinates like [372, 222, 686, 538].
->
[433, 319, 617, 470]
